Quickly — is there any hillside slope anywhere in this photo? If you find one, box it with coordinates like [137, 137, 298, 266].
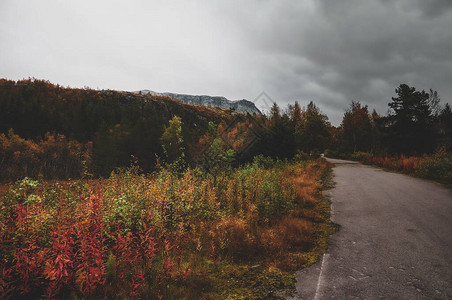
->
[0, 78, 236, 174]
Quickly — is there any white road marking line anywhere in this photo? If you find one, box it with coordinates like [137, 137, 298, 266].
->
[314, 253, 328, 300]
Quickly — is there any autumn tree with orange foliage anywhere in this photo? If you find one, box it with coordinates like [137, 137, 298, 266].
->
[0, 130, 91, 181]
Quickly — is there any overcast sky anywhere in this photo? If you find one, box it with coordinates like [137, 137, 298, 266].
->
[1, 0, 452, 125]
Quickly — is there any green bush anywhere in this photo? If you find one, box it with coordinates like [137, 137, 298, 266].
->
[324, 148, 349, 159]
[350, 152, 373, 164]
[418, 156, 452, 184]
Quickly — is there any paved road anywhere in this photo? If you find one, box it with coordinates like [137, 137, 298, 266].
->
[290, 158, 452, 299]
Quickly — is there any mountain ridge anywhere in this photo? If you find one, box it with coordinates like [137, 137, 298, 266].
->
[134, 90, 261, 114]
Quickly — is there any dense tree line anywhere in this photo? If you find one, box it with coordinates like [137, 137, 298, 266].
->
[255, 101, 332, 159]
[2, 79, 448, 181]
[0, 79, 334, 180]
[333, 84, 452, 155]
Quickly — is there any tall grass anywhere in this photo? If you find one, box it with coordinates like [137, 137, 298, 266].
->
[349, 148, 452, 184]
[0, 158, 331, 299]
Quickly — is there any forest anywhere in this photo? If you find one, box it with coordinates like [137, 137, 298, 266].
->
[0, 78, 451, 298]
[1, 79, 451, 182]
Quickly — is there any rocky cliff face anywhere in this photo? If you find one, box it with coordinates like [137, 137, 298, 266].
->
[135, 90, 261, 114]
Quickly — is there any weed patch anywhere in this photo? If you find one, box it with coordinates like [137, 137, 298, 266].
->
[0, 159, 336, 299]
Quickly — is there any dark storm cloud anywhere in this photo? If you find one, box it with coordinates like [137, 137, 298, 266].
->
[404, 0, 452, 17]
[1, 0, 451, 125]
[240, 0, 452, 124]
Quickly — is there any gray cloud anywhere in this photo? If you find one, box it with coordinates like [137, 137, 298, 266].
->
[1, 0, 451, 125]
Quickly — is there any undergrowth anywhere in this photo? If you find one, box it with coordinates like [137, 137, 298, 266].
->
[348, 148, 452, 184]
[0, 157, 336, 299]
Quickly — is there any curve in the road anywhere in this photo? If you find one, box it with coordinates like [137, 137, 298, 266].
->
[290, 158, 452, 299]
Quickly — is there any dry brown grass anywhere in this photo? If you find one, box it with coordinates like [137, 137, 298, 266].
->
[0, 183, 11, 196]
[277, 216, 315, 250]
[210, 159, 330, 266]
[215, 217, 256, 260]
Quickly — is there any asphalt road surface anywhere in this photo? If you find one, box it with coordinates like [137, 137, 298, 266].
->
[290, 158, 452, 299]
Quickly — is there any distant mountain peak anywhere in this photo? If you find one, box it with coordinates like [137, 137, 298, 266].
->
[134, 90, 261, 114]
